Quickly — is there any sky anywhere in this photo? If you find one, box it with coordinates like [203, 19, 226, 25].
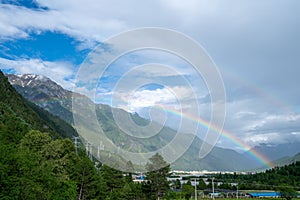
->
[0, 0, 300, 152]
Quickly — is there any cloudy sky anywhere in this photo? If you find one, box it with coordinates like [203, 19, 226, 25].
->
[1, 0, 300, 152]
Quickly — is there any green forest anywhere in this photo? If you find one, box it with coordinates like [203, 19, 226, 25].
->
[213, 162, 300, 191]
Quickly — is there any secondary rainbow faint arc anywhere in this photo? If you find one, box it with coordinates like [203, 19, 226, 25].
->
[154, 105, 274, 168]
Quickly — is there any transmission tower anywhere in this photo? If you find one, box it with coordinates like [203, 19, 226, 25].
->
[97, 141, 104, 159]
[73, 136, 80, 155]
[85, 142, 93, 160]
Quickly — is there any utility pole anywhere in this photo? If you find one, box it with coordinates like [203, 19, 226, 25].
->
[236, 185, 238, 200]
[192, 178, 199, 200]
[212, 177, 215, 200]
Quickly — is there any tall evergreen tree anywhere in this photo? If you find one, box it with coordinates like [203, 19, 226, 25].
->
[182, 180, 194, 200]
[146, 153, 170, 200]
[100, 164, 125, 199]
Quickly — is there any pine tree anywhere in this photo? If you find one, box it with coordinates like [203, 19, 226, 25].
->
[146, 153, 170, 200]
[100, 164, 125, 199]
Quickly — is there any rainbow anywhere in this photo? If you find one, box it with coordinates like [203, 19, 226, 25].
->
[34, 97, 274, 168]
[154, 105, 274, 169]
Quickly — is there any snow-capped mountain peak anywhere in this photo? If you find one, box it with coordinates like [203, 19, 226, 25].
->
[6, 73, 71, 99]
[12, 74, 50, 86]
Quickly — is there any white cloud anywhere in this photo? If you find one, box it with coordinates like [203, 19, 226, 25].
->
[1, 0, 295, 43]
[215, 95, 300, 149]
[244, 113, 300, 134]
[244, 132, 300, 145]
[0, 57, 75, 89]
[117, 86, 185, 112]
[128, 89, 175, 111]
[0, 2, 127, 42]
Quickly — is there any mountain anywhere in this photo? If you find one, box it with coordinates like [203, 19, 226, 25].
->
[244, 143, 300, 162]
[172, 136, 259, 171]
[1, 72, 78, 139]
[6, 73, 276, 171]
[7, 74, 74, 124]
[254, 152, 300, 171]
[6, 74, 176, 153]
[273, 152, 300, 166]
[242, 142, 300, 172]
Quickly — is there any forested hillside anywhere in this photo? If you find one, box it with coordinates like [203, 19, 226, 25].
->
[215, 161, 300, 191]
[0, 70, 103, 199]
[0, 70, 172, 200]
[1, 72, 77, 139]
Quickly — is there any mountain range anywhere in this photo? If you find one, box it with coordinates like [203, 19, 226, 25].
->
[6, 73, 300, 171]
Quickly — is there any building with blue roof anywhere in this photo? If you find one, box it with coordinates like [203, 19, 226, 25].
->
[248, 192, 281, 198]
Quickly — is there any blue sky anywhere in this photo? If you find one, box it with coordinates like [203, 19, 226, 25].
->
[1, 0, 300, 151]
